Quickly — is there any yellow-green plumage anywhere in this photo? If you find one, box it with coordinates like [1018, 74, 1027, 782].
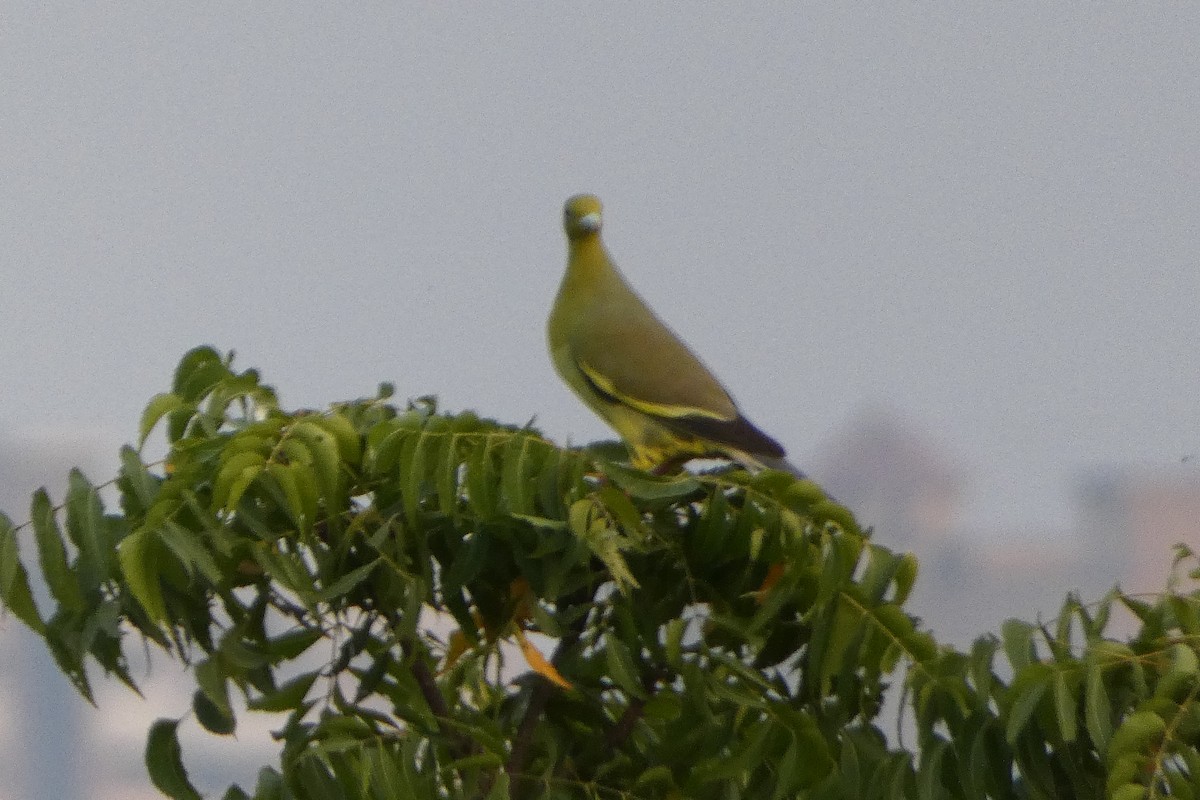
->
[548, 194, 802, 475]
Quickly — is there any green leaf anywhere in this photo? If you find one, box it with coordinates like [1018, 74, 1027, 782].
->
[604, 635, 647, 699]
[816, 597, 860, 687]
[145, 718, 202, 800]
[31, 489, 84, 612]
[1110, 784, 1153, 800]
[1168, 595, 1200, 634]
[603, 462, 702, 500]
[313, 412, 362, 464]
[692, 719, 773, 784]
[634, 765, 674, 789]
[0, 513, 45, 633]
[872, 603, 934, 661]
[1107, 710, 1165, 765]
[251, 768, 284, 800]
[193, 689, 236, 735]
[267, 627, 325, 661]
[484, 772, 510, 800]
[893, 552, 919, 606]
[1053, 592, 1080, 654]
[400, 426, 428, 528]
[1084, 658, 1113, 750]
[118, 526, 168, 623]
[253, 545, 318, 605]
[500, 434, 535, 514]
[860, 544, 905, 603]
[1001, 619, 1036, 671]
[442, 532, 491, 590]
[969, 635, 1000, 704]
[812, 500, 857, 533]
[172, 345, 228, 400]
[264, 463, 312, 533]
[432, 422, 462, 517]
[291, 419, 346, 504]
[509, 513, 566, 531]
[364, 420, 407, 477]
[1052, 668, 1078, 742]
[917, 737, 951, 800]
[213, 451, 267, 513]
[642, 690, 683, 721]
[139, 392, 188, 445]
[465, 432, 498, 520]
[663, 618, 686, 669]
[316, 558, 380, 602]
[1005, 669, 1049, 744]
[195, 657, 233, 718]
[596, 484, 648, 542]
[159, 521, 223, 585]
[1166, 768, 1198, 800]
[119, 445, 161, 514]
[1158, 641, 1199, 700]
[690, 484, 729, 563]
[771, 735, 802, 800]
[569, 498, 639, 592]
[248, 672, 319, 713]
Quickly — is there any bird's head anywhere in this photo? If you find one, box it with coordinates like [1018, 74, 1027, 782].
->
[563, 194, 604, 240]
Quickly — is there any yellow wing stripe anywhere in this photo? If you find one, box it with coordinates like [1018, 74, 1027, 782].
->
[577, 359, 731, 422]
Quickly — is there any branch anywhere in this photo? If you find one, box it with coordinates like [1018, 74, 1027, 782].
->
[393, 621, 475, 761]
[505, 677, 555, 780]
[601, 669, 661, 764]
[604, 696, 647, 750]
[495, 589, 595, 799]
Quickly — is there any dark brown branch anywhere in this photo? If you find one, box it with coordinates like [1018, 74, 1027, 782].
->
[495, 589, 595, 800]
[599, 667, 662, 771]
[604, 696, 646, 749]
[505, 679, 555, 779]
[408, 649, 450, 718]
[393, 621, 475, 762]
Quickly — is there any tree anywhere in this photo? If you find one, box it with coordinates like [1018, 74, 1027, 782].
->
[1, 346, 1197, 799]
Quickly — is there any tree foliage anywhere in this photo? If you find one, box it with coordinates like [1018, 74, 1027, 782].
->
[0, 346, 1198, 799]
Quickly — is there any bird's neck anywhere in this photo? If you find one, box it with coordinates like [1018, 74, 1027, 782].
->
[567, 236, 611, 279]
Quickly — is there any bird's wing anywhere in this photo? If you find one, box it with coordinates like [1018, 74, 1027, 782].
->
[571, 300, 739, 422]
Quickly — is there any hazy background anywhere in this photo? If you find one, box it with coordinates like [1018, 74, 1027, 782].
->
[2, 5, 1197, 798]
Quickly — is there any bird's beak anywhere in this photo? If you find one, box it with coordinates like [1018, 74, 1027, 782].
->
[577, 212, 602, 232]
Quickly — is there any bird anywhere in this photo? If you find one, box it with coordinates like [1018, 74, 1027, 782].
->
[547, 193, 806, 477]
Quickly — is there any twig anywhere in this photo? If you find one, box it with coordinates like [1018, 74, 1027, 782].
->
[492, 590, 594, 799]
[604, 696, 647, 750]
[505, 679, 555, 780]
[408, 649, 451, 718]
[600, 669, 660, 763]
[393, 622, 475, 761]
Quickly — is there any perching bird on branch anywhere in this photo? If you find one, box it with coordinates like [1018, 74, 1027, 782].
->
[548, 193, 806, 477]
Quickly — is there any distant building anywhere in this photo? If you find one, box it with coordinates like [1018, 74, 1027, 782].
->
[1077, 466, 1200, 593]
[812, 406, 965, 551]
[812, 408, 1200, 647]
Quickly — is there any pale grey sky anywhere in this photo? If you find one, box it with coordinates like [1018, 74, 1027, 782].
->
[2, 5, 1198, 539]
[2, 8, 1200, 798]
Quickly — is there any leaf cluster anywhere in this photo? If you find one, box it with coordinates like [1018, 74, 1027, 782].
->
[1, 347, 1198, 800]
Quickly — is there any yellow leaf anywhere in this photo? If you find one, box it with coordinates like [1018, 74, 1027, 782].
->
[510, 577, 535, 623]
[440, 629, 472, 675]
[753, 563, 787, 603]
[515, 628, 573, 690]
